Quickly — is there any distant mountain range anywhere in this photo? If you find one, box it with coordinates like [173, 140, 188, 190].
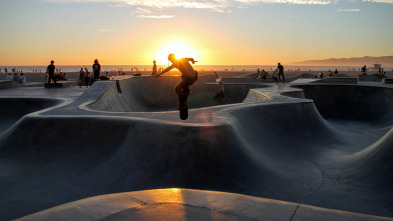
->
[291, 56, 393, 67]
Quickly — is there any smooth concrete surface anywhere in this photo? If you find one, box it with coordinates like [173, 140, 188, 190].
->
[0, 80, 23, 90]
[17, 189, 393, 221]
[314, 77, 358, 83]
[44, 80, 75, 88]
[1, 75, 393, 220]
[358, 74, 387, 82]
[0, 97, 65, 135]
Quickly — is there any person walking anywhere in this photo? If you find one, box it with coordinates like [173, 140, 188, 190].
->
[152, 60, 157, 76]
[85, 68, 90, 87]
[46, 60, 56, 87]
[361, 65, 367, 75]
[92, 59, 101, 80]
[277, 62, 285, 83]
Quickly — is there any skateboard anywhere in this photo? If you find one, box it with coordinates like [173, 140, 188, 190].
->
[179, 94, 188, 120]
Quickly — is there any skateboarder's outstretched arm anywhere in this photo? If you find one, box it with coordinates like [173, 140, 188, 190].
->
[185, 58, 197, 64]
[155, 64, 175, 78]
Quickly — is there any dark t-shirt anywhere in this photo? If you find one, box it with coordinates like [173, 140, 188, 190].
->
[278, 65, 284, 74]
[92, 64, 100, 73]
[171, 58, 197, 79]
[47, 64, 55, 75]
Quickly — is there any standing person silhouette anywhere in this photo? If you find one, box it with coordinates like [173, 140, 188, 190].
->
[46, 60, 56, 87]
[92, 59, 101, 80]
[155, 53, 198, 115]
[277, 62, 285, 83]
[152, 60, 157, 76]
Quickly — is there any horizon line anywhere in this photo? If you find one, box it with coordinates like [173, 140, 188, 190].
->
[0, 64, 385, 67]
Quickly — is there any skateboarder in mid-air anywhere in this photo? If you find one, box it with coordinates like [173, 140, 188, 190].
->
[155, 53, 198, 120]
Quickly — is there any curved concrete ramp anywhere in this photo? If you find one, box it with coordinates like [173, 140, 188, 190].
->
[88, 76, 268, 112]
[333, 127, 393, 208]
[1, 77, 393, 220]
[0, 103, 331, 207]
[294, 85, 393, 124]
[17, 189, 393, 221]
[0, 97, 64, 135]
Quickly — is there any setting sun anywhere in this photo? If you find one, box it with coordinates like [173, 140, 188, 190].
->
[155, 42, 198, 65]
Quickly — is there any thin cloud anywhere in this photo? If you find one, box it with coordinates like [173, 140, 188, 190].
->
[45, 0, 333, 8]
[135, 7, 152, 14]
[137, 15, 175, 19]
[233, 0, 330, 3]
[363, 0, 393, 3]
[124, 1, 228, 10]
[285, 16, 301, 19]
[337, 8, 361, 11]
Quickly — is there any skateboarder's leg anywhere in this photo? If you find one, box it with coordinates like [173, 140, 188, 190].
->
[175, 77, 197, 108]
[175, 80, 191, 96]
[175, 80, 188, 108]
[175, 80, 186, 97]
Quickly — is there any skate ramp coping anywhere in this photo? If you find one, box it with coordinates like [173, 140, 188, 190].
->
[18, 189, 393, 221]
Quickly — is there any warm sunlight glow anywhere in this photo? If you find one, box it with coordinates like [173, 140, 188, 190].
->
[155, 42, 198, 65]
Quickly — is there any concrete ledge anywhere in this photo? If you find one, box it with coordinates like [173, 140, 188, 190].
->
[44, 81, 75, 88]
[0, 80, 23, 89]
[221, 77, 262, 84]
[315, 77, 357, 84]
[358, 74, 387, 82]
[23, 82, 44, 87]
[382, 78, 393, 84]
[286, 73, 317, 82]
[17, 189, 393, 221]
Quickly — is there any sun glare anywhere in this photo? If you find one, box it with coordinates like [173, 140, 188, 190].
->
[155, 42, 198, 65]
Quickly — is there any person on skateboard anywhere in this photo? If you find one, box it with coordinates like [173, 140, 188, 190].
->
[155, 53, 198, 119]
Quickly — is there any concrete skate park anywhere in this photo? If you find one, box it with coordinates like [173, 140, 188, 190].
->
[0, 72, 393, 220]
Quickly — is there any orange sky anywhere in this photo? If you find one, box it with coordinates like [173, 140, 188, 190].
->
[1, 0, 392, 66]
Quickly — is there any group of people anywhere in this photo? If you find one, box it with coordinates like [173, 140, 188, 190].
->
[77, 60, 108, 88]
[361, 65, 387, 76]
[1, 68, 15, 74]
[327, 69, 340, 77]
[46, 59, 102, 88]
[257, 69, 269, 80]
[5, 72, 26, 83]
[257, 63, 285, 83]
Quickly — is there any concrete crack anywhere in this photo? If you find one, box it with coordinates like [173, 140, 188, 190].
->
[290, 204, 300, 221]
